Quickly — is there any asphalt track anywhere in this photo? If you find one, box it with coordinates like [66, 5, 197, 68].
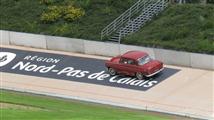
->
[0, 47, 179, 91]
[1, 45, 213, 119]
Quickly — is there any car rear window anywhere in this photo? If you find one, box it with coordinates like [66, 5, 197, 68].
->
[138, 55, 152, 65]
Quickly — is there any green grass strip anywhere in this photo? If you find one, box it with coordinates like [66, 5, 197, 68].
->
[0, 90, 170, 120]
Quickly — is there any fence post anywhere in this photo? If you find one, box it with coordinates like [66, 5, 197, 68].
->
[114, 22, 116, 31]
[137, 0, 140, 12]
[129, 9, 131, 21]
[101, 32, 103, 40]
[119, 31, 121, 44]
[132, 21, 134, 32]
[162, 0, 164, 10]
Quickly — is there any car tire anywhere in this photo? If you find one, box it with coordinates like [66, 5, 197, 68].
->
[108, 68, 116, 76]
[136, 72, 144, 80]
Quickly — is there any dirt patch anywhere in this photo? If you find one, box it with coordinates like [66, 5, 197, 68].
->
[0, 102, 48, 111]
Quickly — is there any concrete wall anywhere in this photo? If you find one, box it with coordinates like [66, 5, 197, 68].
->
[0, 30, 213, 70]
[154, 48, 191, 67]
[84, 40, 120, 56]
[46, 36, 85, 53]
[120, 44, 155, 59]
[190, 53, 214, 70]
[10, 31, 46, 49]
[0, 30, 10, 45]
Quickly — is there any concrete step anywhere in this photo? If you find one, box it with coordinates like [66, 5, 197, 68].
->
[109, 36, 119, 42]
[110, 36, 119, 39]
[120, 29, 137, 34]
[105, 2, 167, 42]
[113, 34, 120, 37]
[108, 39, 119, 42]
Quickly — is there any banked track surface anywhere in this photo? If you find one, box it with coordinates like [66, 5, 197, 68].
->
[0, 45, 213, 120]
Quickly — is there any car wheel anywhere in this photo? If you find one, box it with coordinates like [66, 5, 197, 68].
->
[108, 68, 116, 76]
[136, 72, 144, 80]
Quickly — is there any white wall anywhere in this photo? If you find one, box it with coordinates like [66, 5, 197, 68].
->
[190, 53, 214, 70]
[0, 30, 10, 45]
[0, 30, 213, 70]
[10, 31, 47, 49]
[120, 44, 155, 59]
[46, 36, 85, 53]
[84, 40, 120, 56]
[154, 48, 191, 67]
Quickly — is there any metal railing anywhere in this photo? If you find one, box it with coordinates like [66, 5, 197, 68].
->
[101, 0, 154, 40]
[118, 0, 169, 43]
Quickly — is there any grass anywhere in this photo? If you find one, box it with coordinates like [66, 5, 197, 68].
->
[123, 4, 214, 54]
[0, 90, 172, 120]
[0, 0, 137, 40]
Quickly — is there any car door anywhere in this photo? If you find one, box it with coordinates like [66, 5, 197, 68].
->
[116, 57, 127, 74]
[124, 58, 139, 76]
[118, 58, 137, 76]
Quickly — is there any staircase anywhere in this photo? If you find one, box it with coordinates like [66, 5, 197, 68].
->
[101, 0, 169, 43]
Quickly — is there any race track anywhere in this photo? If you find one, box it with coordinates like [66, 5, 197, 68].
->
[1, 45, 213, 119]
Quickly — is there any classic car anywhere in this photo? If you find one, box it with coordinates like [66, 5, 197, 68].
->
[105, 51, 164, 79]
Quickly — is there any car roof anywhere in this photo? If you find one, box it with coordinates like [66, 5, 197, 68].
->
[121, 51, 148, 60]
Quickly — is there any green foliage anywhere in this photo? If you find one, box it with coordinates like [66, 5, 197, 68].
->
[40, 4, 85, 23]
[102, 6, 113, 15]
[208, 0, 214, 3]
[0, 0, 137, 39]
[40, 6, 62, 23]
[74, 0, 91, 9]
[48, 23, 71, 36]
[63, 5, 85, 22]
[39, 0, 54, 5]
[39, 0, 62, 5]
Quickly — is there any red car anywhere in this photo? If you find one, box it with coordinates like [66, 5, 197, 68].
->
[105, 51, 164, 80]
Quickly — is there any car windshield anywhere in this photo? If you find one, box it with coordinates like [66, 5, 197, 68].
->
[138, 55, 152, 65]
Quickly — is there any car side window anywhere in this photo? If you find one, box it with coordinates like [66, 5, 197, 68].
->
[127, 59, 135, 65]
[120, 58, 135, 65]
[120, 58, 128, 64]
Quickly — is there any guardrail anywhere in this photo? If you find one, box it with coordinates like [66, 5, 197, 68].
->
[118, 0, 169, 43]
[101, 0, 169, 42]
[1, 30, 213, 70]
[101, 0, 154, 40]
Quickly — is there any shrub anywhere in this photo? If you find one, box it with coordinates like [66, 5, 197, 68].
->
[63, 5, 85, 22]
[40, 5, 85, 23]
[40, 6, 63, 23]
